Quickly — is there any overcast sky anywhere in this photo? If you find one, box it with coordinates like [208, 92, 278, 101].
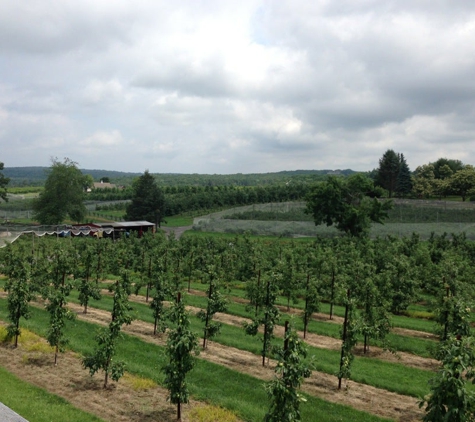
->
[1, 1, 475, 174]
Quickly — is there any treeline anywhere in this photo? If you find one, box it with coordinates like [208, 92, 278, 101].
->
[4, 166, 354, 188]
[164, 183, 311, 215]
[92, 183, 313, 216]
[373, 151, 475, 202]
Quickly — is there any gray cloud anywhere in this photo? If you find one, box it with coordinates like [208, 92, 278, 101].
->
[2, 0, 475, 174]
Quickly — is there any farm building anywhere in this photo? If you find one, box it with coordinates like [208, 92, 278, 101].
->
[72, 221, 155, 238]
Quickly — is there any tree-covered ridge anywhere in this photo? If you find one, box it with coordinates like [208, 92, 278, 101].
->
[4, 166, 355, 187]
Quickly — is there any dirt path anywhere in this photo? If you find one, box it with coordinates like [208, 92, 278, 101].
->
[160, 225, 193, 239]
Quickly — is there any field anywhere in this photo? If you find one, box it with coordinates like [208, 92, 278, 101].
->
[2, 228, 471, 422]
[0, 284, 430, 422]
[0, 201, 475, 422]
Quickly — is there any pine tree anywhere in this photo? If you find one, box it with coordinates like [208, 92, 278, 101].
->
[395, 153, 412, 197]
[376, 149, 401, 198]
[125, 170, 165, 227]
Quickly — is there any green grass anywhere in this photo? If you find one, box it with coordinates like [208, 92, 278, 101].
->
[187, 279, 439, 335]
[64, 291, 434, 398]
[161, 215, 194, 227]
[181, 291, 435, 358]
[0, 366, 104, 422]
[0, 300, 391, 422]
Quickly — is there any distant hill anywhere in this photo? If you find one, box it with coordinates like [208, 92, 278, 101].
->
[3, 166, 357, 187]
[4, 167, 142, 187]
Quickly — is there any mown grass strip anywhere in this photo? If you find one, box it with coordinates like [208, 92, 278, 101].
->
[0, 301, 391, 422]
[0, 366, 104, 422]
[65, 292, 434, 398]
[187, 280, 438, 334]
[181, 290, 436, 358]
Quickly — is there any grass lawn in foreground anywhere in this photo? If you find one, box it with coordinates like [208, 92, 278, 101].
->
[0, 366, 104, 422]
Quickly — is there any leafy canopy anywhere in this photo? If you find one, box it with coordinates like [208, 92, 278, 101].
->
[0, 161, 10, 202]
[305, 174, 392, 237]
[33, 157, 87, 224]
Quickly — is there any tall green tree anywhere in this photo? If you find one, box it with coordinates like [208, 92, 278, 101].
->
[412, 164, 436, 198]
[432, 158, 464, 179]
[125, 170, 166, 227]
[33, 158, 87, 224]
[0, 161, 10, 202]
[395, 153, 412, 197]
[306, 174, 392, 237]
[449, 165, 475, 201]
[376, 149, 400, 198]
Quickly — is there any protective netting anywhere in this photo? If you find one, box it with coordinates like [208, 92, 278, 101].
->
[192, 202, 475, 239]
[0, 224, 114, 248]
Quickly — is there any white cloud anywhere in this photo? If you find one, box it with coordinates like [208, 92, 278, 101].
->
[2, 0, 475, 173]
[79, 130, 124, 147]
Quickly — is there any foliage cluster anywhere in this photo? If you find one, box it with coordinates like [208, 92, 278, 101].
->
[33, 158, 88, 224]
[0, 161, 10, 202]
[306, 173, 392, 237]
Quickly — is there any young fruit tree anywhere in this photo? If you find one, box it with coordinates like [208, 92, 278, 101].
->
[150, 258, 169, 335]
[244, 272, 280, 367]
[74, 242, 101, 314]
[302, 272, 320, 340]
[83, 272, 134, 388]
[163, 293, 199, 421]
[196, 263, 228, 349]
[42, 244, 76, 365]
[4, 249, 34, 347]
[420, 335, 475, 422]
[264, 321, 312, 422]
[338, 289, 358, 390]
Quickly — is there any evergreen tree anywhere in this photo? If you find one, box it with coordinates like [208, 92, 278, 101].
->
[125, 170, 166, 227]
[395, 153, 412, 197]
[376, 149, 400, 198]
